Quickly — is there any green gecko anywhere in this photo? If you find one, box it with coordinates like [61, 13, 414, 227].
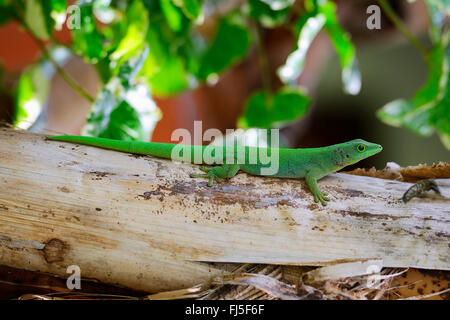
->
[47, 135, 382, 206]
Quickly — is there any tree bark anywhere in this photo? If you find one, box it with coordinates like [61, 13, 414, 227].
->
[0, 128, 448, 293]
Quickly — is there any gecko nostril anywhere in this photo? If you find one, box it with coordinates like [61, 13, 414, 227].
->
[346, 154, 349, 158]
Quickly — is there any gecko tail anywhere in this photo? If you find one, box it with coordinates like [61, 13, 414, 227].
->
[47, 135, 178, 159]
[47, 135, 135, 153]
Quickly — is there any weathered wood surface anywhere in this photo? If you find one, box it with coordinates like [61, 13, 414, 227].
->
[0, 128, 448, 292]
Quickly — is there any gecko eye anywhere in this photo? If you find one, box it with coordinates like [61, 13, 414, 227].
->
[357, 144, 366, 152]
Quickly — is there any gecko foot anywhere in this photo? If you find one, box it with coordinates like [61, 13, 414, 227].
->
[190, 172, 223, 186]
[191, 164, 240, 187]
[313, 191, 329, 206]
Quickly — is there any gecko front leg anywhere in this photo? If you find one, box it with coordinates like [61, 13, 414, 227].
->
[305, 172, 329, 206]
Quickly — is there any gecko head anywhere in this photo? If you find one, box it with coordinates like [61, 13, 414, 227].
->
[340, 139, 383, 166]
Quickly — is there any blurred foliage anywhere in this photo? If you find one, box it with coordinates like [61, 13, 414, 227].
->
[377, 0, 450, 149]
[238, 87, 310, 128]
[197, 13, 251, 81]
[246, 0, 290, 28]
[83, 46, 161, 141]
[1, 0, 449, 149]
[14, 64, 49, 129]
[277, 0, 360, 95]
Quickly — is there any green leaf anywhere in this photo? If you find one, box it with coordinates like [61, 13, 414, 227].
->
[25, 0, 50, 40]
[238, 87, 310, 128]
[140, 20, 190, 96]
[277, 12, 326, 84]
[377, 98, 434, 136]
[277, 1, 360, 94]
[71, 1, 104, 62]
[84, 47, 161, 141]
[85, 97, 155, 141]
[246, 0, 290, 28]
[106, 100, 144, 140]
[136, 0, 195, 96]
[182, 32, 207, 76]
[146, 55, 189, 96]
[118, 46, 150, 86]
[14, 65, 49, 129]
[412, 44, 444, 106]
[376, 99, 415, 127]
[141, 24, 168, 78]
[430, 47, 450, 148]
[160, 0, 184, 32]
[259, 0, 294, 10]
[319, 1, 360, 95]
[172, 0, 203, 20]
[110, 0, 149, 62]
[197, 13, 251, 81]
[22, 0, 67, 39]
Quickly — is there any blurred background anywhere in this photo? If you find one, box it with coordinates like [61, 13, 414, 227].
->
[0, 0, 449, 169]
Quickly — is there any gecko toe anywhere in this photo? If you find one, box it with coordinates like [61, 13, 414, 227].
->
[192, 171, 220, 187]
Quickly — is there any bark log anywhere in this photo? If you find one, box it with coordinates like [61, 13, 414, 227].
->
[0, 128, 448, 292]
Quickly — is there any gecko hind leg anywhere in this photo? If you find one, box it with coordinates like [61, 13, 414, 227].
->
[190, 164, 240, 187]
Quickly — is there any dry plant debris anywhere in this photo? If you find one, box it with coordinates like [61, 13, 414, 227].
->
[343, 161, 450, 183]
[17, 264, 450, 301]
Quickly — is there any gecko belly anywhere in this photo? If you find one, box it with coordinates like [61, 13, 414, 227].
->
[240, 162, 307, 178]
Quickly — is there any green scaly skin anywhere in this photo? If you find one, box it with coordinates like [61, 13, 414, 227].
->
[46, 136, 382, 206]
